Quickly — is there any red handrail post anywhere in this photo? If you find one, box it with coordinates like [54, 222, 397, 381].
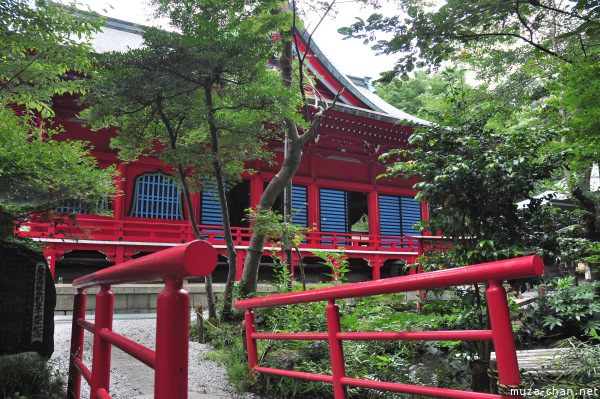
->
[487, 281, 523, 399]
[326, 299, 348, 399]
[67, 288, 86, 399]
[155, 278, 189, 399]
[90, 285, 114, 399]
[245, 310, 259, 379]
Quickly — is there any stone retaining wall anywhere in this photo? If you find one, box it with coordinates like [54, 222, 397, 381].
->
[54, 283, 275, 315]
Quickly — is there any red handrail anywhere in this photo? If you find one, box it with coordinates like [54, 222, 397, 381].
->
[16, 217, 422, 252]
[235, 255, 545, 399]
[66, 240, 217, 399]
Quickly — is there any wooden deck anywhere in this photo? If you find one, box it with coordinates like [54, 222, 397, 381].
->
[491, 348, 574, 374]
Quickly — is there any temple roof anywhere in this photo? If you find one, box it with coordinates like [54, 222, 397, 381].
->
[88, 15, 428, 127]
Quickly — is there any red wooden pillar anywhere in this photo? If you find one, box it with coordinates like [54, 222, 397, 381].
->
[43, 247, 57, 277]
[191, 192, 201, 227]
[421, 200, 430, 235]
[114, 246, 125, 265]
[236, 249, 246, 281]
[113, 164, 127, 222]
[326, 299, 348, 399]
[67, 289, 86, 399]
[368, 190, 380, 240]
[308, 153, 320, 234]
[308, 184, 319, 233]
[250, 176, 263, 209]
[244, 310, 259, 379]
[370, 255, 382, 281]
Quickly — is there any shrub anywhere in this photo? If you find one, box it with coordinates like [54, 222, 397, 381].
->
[0, 353, 65, 399]
[533, 277, 600, 338]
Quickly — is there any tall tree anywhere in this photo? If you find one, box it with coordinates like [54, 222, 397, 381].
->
[342, 0, 600, 235]
[374, 68, 468, 118]
[381, 83, 568, 391]
[340, 0, 599, 80]
[238, 1, 341, 296]
[83, 0, 295, 318]
[0, 0, 117, 240]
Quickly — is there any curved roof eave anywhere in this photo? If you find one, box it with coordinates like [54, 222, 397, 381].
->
[295, 27, 430, 128]
[317, 99, 429, 128]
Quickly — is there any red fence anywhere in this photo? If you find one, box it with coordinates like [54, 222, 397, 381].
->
[66, 240, 217, 399]
[16, 217, 422, 252]
[235, 255, 545, 399]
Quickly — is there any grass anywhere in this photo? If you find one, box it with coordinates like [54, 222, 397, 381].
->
[0, 353, 66, 399]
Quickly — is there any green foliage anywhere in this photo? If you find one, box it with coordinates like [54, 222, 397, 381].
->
[81, 15, 294, 188]
[382, 85, 565, 265]
[83, 0, 301, 316]
[0, 0, 102, 114]
[0, 354, 66, 399]
[248, 206, 309, 250]
[343, 0, 600, 236]
[547, 57, 600, 189]
[311, 249, 350, 281]
[339, 0, 599, 79]
[533, 277, 600, 337]
[0, 1, 117, 237]
[374, 68, 468, 117]
[245, 284, 476, 398]
[0, 107, 117, 225]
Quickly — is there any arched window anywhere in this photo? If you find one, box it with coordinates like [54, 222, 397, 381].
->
[129, 172, 184, 220]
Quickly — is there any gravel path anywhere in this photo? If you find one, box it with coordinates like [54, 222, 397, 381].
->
[52, 317, 260, 399]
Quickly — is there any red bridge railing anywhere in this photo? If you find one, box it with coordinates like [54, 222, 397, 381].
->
[66, 240, 217, 399]
[235, 255, 545, 399]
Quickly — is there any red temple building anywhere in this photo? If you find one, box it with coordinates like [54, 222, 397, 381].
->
[15, 17, 432, 283]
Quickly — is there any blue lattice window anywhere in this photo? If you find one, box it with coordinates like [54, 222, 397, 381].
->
[130, 172, 184, 220]
[56, 199, 110, 214]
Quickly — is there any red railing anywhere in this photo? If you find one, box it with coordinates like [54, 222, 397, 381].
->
[16, 217, 422, 252]
[235, 255, 545, 399]
[66, 240, 217, 399]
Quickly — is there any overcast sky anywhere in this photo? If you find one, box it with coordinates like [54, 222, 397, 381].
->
[74, 0, 400, 79]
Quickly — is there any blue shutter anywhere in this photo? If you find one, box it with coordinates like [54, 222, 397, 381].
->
[379, 195, 422, 248]
[401, 197, 422, 235]
[201, 189, 223, 226]
[291, 185, 308, 227]
[320, 188, 348, 245]
[131, 173, 182, 219]
[320, 188, 348, 233]
[379, 195, 402, 236]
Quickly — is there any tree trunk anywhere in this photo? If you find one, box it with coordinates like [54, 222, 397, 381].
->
[157, 100, 218, 320]
[204, 86, 237, 320]
[238, 33, 332, 296]
[174, 164, 218, 320]
[239, 127, 304, 295]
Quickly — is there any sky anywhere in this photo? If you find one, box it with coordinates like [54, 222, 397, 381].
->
[74, 0, 400, 79]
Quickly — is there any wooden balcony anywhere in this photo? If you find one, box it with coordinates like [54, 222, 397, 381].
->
[15, 217, 447, 280]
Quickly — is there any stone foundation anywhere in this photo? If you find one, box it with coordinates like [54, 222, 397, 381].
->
[54, 283, 275, 315]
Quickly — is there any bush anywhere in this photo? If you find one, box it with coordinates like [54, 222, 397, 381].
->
[249, 289, 474, 398]
[0, 353, 65, 399]
[533, 277, 600, 338]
